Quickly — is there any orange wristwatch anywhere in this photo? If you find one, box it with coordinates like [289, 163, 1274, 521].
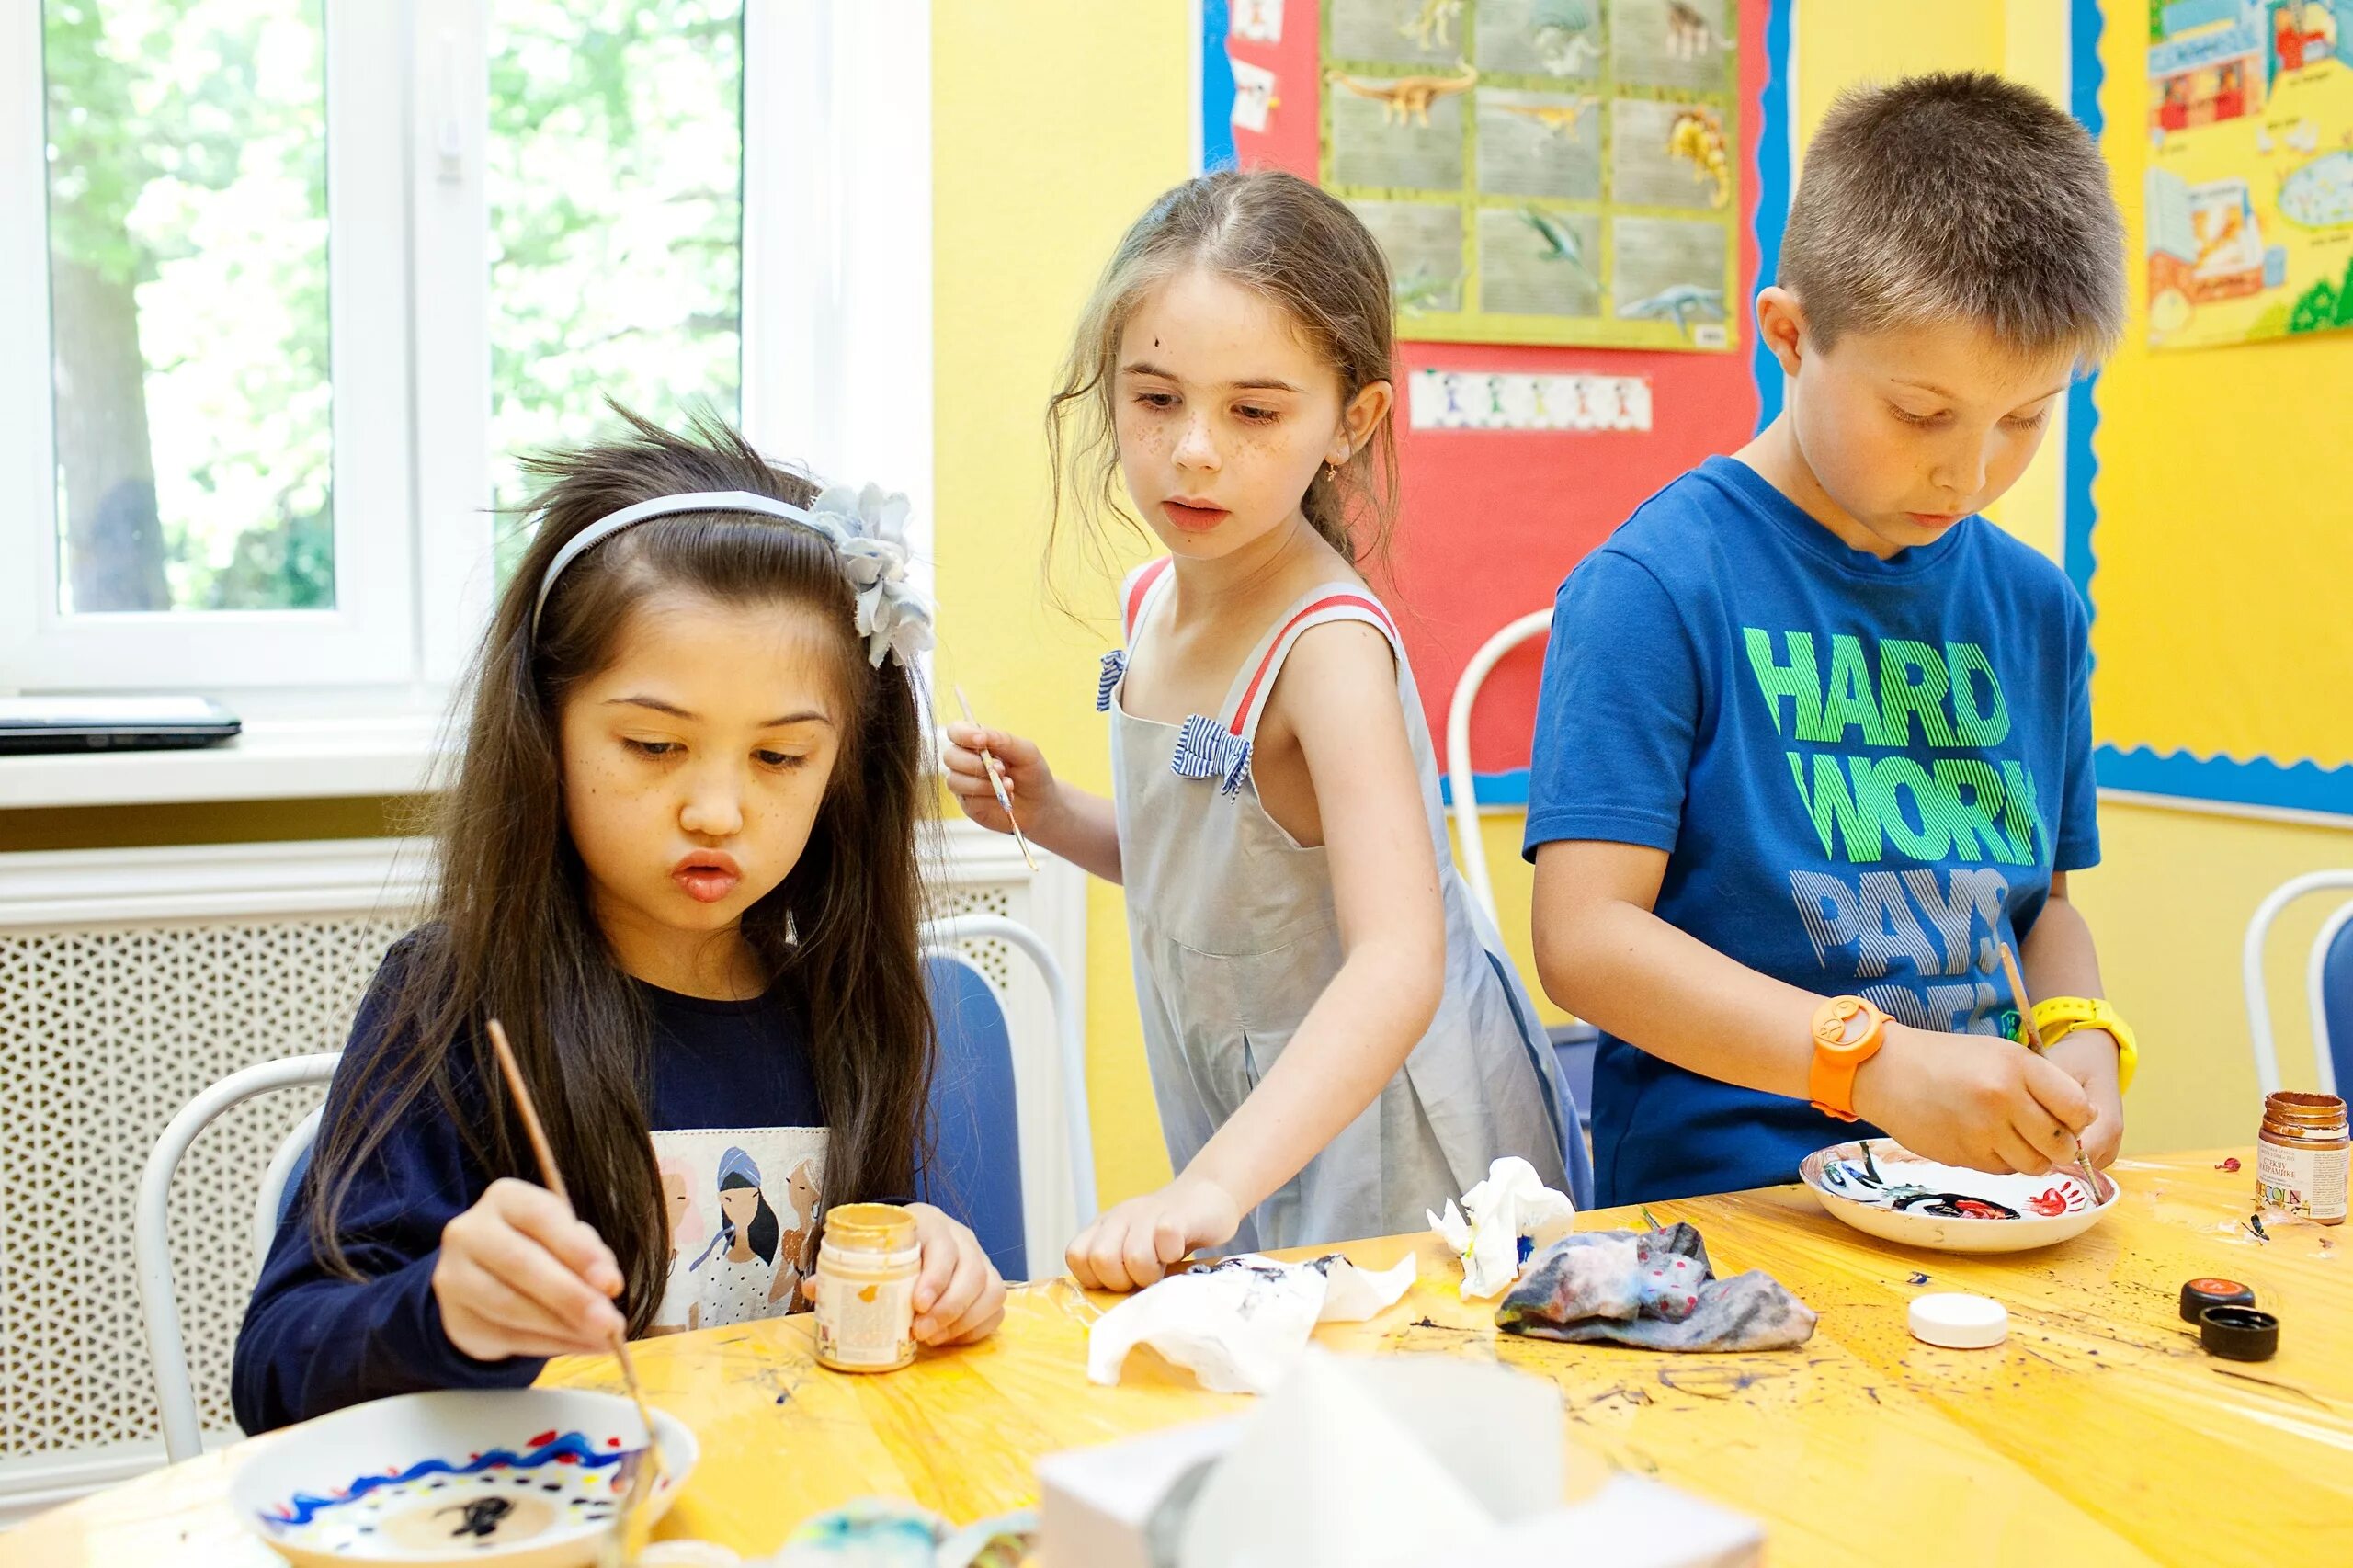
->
[1808, 995, 1892, 1121]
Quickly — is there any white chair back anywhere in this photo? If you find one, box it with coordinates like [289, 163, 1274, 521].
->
[1444, 608, 1553, 926]
[919, 914, 1097, 1230]
[136, 1051, 342, 1463]
[2242, 869, 2353, 1096]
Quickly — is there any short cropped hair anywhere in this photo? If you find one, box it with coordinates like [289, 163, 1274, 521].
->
[1778, 72, 2124, 365]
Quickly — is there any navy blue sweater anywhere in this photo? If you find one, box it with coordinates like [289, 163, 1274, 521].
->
[232, 939, 825, 1432]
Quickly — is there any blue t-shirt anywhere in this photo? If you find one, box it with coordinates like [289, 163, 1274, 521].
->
[1523, 456, 2098, 1206]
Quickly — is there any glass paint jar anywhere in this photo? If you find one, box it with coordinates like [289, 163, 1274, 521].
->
[813, 1202, 921, 1371]
[2256, 1092, 2349, 1225]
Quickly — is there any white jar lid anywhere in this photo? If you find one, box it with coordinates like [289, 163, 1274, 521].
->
[1908, 1292, 2009, 1348]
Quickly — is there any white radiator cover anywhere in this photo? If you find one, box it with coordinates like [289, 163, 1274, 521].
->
[0, 823, 1083, 1523]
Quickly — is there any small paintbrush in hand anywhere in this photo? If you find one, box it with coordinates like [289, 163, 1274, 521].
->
[1995, 943, 2105, 1202]
[485, 1018, 665, 1561]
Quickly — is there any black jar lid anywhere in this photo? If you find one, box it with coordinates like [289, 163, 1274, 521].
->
[2179, 1277, 2256, 1323]
[2199, 1305, 2279, 1362]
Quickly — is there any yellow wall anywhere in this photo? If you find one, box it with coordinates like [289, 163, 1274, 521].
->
[930, 2, 1192, 1203]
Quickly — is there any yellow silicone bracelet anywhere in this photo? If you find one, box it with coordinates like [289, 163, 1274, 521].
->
[2029, 996, 2138, 1095]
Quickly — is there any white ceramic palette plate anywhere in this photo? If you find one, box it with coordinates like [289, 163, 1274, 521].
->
[233, 1387, 697, 1568]
[1800, 1137, 2117, 1254]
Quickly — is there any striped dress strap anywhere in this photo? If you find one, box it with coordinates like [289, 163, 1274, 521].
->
[1097, 557, 1176, 711]
[1171, 583, 1403, 798]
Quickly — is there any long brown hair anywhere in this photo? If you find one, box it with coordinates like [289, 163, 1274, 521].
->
[1046, 167, 1401, 601]
[309, 406, 934, 1334]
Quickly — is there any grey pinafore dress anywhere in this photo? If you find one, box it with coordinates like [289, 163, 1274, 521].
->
[1099, 559, 1593, 1253]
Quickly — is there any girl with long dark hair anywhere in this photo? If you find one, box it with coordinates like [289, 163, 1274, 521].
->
[233, 410, 1004, 1429]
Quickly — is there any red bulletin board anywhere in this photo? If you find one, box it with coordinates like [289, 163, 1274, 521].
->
[1217, 1, 1770, 790]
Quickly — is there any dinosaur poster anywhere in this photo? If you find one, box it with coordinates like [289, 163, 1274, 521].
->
[1320, 0, 1741, 350]
[2143, 1, 2353, 349]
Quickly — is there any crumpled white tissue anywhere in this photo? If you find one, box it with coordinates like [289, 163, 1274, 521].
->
[1427, 1155, 1579, 1299]
[1086, 1253, 1417, 1395]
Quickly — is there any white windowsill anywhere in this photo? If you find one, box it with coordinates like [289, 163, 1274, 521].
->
[0, 712, 454, 811]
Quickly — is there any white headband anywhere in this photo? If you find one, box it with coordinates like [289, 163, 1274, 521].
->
[529, 484, 933, 669]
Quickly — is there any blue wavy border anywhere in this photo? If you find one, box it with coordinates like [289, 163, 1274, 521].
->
[1751, 0, 1795, 432]
[2065, 0, 2103, 609]
[2065, 0, 2353, 818]
[261, 1430, 629, 1530]
[1200, 0, 1236, 172]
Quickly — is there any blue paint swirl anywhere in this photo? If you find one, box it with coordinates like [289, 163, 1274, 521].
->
[259, 1429, 631, 1531]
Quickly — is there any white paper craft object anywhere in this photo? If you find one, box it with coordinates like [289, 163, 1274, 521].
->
[1086, 1253, 1416, 1396]
[1228, 58, 1279, 132]
[1427, 1155, 1578, 1299]
[1038, 1350, 1763, 1568]
[1230, 0, 1285, 44]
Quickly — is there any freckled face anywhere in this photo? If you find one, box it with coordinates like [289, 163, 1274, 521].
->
[1113, 267, 1355, 561]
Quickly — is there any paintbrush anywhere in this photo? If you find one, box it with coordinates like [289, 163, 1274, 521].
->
[486, 1018, 663, 1564]
[954, 685, 1039, 872]
[1995, 942, 2105, 1202]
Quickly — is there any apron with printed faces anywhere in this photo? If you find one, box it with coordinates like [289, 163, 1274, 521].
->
[1099, 559, 1592, 1254]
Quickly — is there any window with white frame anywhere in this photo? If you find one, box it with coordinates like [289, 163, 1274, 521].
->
[0, 0, 932, 710]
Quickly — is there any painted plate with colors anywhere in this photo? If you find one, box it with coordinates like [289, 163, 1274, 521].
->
[231, 1387, 696, 1567]
[1800, 1137, 2116, 1254]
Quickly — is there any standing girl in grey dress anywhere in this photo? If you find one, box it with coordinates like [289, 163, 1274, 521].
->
[944, 171, 1590, 1290]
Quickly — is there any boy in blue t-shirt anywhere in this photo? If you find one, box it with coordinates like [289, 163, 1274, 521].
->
[1527, 74, 2139, 1206]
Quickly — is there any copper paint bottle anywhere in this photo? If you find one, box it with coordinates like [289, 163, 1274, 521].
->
[2256, 1091, 2349, 1225]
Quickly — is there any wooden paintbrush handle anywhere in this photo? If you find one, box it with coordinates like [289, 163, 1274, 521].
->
[486, 1017, 571, 1206]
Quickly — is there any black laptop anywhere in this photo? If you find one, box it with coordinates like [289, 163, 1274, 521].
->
[0, 696, 243, 755]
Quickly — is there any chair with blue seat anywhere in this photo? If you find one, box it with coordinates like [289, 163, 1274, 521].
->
[917, 915, 1096, 1284]
[2243, 869, 2353, 1096]
[921, 950, 1029, 1278]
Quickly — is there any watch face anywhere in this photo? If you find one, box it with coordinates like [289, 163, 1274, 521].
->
[1816, 998, 1873, 1051]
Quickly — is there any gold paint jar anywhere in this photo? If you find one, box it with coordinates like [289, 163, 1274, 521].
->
[813, 1202, 921, 1371]
[2256, 1092, 2349, 1225]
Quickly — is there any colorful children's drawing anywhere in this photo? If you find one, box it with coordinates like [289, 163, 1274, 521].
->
[1231, 0, 1287, 45]
[2145, 1, 2353, 347]
[1232, 57, 1281, 133]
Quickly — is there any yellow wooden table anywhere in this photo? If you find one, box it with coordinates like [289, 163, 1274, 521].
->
[7, 1149, 2347, 1565]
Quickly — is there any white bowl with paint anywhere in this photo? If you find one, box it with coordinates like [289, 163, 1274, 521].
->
[1800, 1137, 2116, 1254]
[232, 1387, 696, 1567]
